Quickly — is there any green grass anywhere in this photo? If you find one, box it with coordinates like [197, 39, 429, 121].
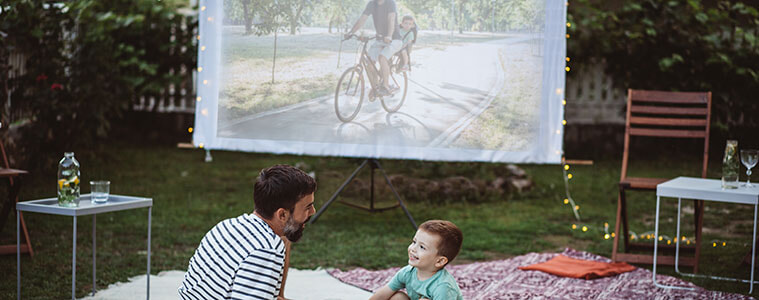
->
[0, 143, 754, 298]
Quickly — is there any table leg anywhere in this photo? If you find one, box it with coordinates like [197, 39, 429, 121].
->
[147, 206, 151, 300]
[675, 198, 682, 274]
[72, 215, 77, 300]
[93, 215, 96, 296]
[751, 202, 757, 293]
[653, 195, 660, 285]
[17, 208, 20, 300]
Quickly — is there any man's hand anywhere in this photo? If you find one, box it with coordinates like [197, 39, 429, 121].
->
[383, 36, 391, 44]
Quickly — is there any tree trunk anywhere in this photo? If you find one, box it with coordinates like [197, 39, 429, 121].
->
[290, 0, 305, 35]
[272, 29, 278, 83]
[242, 0, 253, 35]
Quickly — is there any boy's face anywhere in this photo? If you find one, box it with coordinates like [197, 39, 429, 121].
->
[401, 19, 415, 30]
[407, 229, 447, 270]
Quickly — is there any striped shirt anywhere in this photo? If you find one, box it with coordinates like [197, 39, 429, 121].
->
[179, 213, 286, 300]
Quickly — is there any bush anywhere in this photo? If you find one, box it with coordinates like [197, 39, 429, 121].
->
[568, 0, 759, 137]
[0, 0, 196, 169]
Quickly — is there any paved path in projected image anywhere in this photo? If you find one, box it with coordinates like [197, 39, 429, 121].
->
[217, 35, 534, 148]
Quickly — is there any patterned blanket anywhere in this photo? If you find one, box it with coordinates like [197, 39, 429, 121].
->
[328, 248, 753, 299]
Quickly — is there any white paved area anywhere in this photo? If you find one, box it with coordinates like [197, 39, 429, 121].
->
[81, 269, 372, 300]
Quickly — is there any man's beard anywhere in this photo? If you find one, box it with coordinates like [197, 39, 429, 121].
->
[283, 215, 310, 242]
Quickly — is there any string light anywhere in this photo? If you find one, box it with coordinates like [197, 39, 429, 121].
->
[197, 96, 202, 102]
[565, 66, 570, 72]
[201, 46, 206, 51]
[574, 205, 579, 210]
[566, 22, 571, 28]
[564, 165, 570, 170]
[188, 127, 193, 133]
[197, 67, 203, 72]
[572, 224, 577, 229]
[203, 80, 209, 85]
[582, 226, 588, 232]
[563, 198, 569, 204]
[567, 173, 572, 179]
[201, 6, 206, 11]
[566, 34, 570, 38]
[565, 57, 570, 62]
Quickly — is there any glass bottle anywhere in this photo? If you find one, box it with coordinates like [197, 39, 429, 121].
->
[58, 152, 80, 207]
[721, 140, 739, 189]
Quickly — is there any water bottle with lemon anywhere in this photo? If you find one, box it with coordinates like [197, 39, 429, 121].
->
[57, 152, 80, 207]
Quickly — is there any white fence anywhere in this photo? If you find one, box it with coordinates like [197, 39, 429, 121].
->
[565, 63, 626, 125]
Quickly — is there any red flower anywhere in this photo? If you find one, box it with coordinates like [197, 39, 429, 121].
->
[36, 74, 48, 82]
[50, 83, 63, 91]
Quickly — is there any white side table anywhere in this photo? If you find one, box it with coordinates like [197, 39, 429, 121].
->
[654, 177, 759, 293]
[16, 194, 153, 300]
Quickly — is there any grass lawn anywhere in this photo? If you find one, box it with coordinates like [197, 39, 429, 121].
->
[0, 143, 754, 298]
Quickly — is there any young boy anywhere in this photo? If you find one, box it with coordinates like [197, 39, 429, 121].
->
[398, 15, 416, 72]
[370, 220, 464, 300]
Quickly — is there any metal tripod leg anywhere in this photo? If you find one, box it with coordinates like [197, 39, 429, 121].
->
[310, 160, 369, 224]
[374, 160, 417, 230]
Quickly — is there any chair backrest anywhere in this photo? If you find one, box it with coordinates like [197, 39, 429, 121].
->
[620, 89, 712, 180]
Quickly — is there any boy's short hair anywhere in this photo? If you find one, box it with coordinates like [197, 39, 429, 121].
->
[254, 164, 316, 219]
[402, 15, 414, 23]
[419, 220, 463, 266]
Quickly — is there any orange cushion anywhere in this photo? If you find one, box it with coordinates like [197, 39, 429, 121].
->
[518, 255, 636, 279]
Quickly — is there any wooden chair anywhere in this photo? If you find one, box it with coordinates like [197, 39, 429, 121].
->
[0, 134, 32, 256]
[611, 89, 711, 272]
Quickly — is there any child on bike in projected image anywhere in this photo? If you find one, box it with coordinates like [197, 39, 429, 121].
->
[370, 220, 464, 300]
[397, 15, 417, 72]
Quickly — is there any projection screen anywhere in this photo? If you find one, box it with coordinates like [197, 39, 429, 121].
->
[193, 0, 566, 163]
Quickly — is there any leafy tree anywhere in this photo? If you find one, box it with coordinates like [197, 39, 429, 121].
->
[1, 0, 196, 169]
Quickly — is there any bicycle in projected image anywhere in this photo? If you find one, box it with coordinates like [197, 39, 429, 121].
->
[334, 34, 409, 122]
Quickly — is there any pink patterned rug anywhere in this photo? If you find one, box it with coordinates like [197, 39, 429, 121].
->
[328, 248, 753, 299]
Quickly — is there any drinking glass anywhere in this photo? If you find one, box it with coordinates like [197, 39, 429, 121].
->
[90, 181, 110, 203]
[741, 150, 759, 188]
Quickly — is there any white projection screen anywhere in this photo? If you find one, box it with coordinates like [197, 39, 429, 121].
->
[193, 0, 566, 163]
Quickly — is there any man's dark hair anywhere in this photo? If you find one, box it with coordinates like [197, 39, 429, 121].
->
[254, 165, 316, 219]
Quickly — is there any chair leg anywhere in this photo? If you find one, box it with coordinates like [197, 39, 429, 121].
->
[693, 199, 704, 273]
[620, 188, 630, 252]
[612, 191, 624, 261]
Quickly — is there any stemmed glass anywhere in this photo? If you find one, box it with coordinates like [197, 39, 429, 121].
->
[741, 149, 759, 188]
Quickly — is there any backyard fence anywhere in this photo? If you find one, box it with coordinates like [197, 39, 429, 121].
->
[6, 51, 622, 123]
[565, 62, 626, 125]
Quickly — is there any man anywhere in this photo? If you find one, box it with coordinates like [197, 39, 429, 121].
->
[178, 165, 316, 300]
[346, 0, 403, 96]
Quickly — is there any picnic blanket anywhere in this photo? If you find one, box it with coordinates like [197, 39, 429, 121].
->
[328, 248, 752, 299]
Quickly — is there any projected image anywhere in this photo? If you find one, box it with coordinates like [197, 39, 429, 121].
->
[201, 0, 564, 163]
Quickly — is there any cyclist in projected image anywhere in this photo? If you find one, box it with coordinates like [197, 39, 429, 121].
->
[345, 0, 403, 97]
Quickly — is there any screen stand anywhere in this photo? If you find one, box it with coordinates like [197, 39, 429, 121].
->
[309, 159, 417, 230]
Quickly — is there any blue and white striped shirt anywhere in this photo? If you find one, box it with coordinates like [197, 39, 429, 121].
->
[179, 213, 286, 300]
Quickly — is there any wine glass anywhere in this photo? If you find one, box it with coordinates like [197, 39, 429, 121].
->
[741, 149, 759, 188]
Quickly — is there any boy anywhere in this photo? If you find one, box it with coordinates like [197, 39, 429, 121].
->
[398, 15, 416, 72]
[370, 220, 464, 300]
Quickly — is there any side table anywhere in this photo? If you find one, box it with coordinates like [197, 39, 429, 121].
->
[654, 177, 759, 293]
[16, 194, 153, 300]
